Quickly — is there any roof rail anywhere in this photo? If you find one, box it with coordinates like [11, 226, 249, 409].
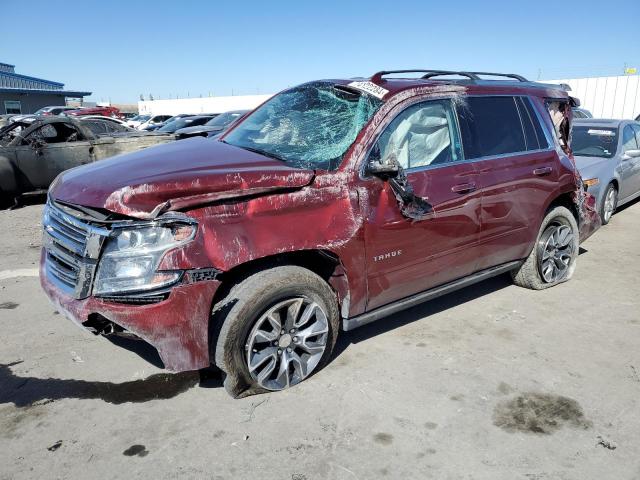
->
[371, 70, 528, 84]
[465, 71, 528, 82]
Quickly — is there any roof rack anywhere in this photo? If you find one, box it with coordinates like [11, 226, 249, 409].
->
[371, 70, 528, 84]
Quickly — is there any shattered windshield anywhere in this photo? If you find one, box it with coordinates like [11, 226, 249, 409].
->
[223, 83, 382, 170]
[572, 126, 618, 158]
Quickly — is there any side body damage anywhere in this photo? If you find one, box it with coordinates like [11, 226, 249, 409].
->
[40, 75, 601, 389]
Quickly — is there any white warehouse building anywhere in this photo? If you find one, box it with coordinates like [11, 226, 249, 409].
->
[137, 75, 640, 120]
[545, 75, 640, 119]
[138, 94, 273, 116]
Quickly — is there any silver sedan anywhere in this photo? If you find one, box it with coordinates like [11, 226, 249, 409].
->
[573, 119, 640, 224]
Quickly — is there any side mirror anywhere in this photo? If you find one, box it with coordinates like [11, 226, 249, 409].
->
[368, 160, 400, 178]
[623, 149, 640, 160]
[366, 143, 400, 179]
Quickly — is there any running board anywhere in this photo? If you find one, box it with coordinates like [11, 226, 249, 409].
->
[342, 261, 523, 332]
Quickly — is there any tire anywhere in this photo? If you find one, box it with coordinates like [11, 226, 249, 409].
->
[600, 183, 617, 225]
[511, 206, 579, 290]
[212, 266, 340, 398]
[0, 188, 11, 210]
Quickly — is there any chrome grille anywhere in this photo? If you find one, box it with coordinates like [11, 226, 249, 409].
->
[43, 201, 108, 298]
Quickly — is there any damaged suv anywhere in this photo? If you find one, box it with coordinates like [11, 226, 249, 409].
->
[41, 70, 600, 397]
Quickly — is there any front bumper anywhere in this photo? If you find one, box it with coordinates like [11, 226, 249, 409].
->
[40, 251, 221, 372]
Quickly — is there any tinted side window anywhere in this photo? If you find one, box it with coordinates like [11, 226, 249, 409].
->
[515, 97, 540, 150]
[84, 121, 107, 135]
[521, 97, 550, 149]
[374, 100, 462, 169]
[461, 96, 526, 158]
[633, 125, 640, 147]
[622, 125, 638, 151]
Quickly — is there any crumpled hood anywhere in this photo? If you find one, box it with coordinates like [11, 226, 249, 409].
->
[49, 137, 315, 219]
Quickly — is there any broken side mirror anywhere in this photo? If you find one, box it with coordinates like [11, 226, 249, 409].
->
[367, 143, 400, 179]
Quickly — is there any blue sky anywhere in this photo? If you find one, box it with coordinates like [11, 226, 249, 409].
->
[2, 0, 638, 103]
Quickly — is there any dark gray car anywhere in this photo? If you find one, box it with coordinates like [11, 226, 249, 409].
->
[174, 110, 249, 139]
[573, 119, 640, 224]
[0, 117, 176, 207]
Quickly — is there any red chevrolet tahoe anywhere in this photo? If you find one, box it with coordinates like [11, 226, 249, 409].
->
[40, 70, 600, 397]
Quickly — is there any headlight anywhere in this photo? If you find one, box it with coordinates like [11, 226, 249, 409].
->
[93, 222, 196, 295]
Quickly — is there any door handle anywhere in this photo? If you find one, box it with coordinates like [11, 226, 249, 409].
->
[451, 182, 476, 194]
[533, 166, 553, 176]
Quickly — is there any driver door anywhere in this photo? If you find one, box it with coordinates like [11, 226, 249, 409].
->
[15, 122, 93, 190]
[362, 98, 482, 310]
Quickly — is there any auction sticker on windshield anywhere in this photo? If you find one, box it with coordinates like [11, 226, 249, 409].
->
[347, 81, 389, 99]
[587, 129, 616, 136]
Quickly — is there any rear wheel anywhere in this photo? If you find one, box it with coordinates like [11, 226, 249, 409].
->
[511, 206, 579, 290]
[600, 183, 617, 225]
[212, 266, 339, 397]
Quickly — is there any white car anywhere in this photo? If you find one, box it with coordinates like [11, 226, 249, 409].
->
[128, 114, 172, 130]
[80, 115, 130, 127]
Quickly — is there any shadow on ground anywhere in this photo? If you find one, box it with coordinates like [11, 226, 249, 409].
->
[0, 361, 221, 408]
[332, 272, 514, 360]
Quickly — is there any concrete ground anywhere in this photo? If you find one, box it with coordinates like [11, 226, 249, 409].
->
[1, 200, 639, 480]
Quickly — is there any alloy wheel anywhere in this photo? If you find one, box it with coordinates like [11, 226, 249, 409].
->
[538, 223, 575, 283]
[603, 187, 617, 223]
[246, 297, 329, 391]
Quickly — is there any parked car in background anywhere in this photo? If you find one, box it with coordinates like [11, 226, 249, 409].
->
[0, 116, 175, 207]
[78, 116, 134, 135]
[65, 106, 123, 119]
[175, 110, 249, 139]
[135, 114, 173, 131]
[121, 112, 138, 120]
[573, 119, 640, 224]
[572, 107, 593, 119]
[40, 70, 600, 397]
[157, 115, 215, 133]
[140, 114, 195, 131]
[33, 106, 79, 116]
[0, 114, 16, 128]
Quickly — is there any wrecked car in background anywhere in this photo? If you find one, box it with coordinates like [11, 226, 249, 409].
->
[40, 70, 600, 398]
[0, 116, 175, 207]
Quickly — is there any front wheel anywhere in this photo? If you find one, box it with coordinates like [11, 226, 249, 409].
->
[212, 266, 340, 397]
[600, 183, 617, 225]
[511, 206, 579, 290]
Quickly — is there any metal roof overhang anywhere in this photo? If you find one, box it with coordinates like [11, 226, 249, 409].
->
[0, 88, 92, 97]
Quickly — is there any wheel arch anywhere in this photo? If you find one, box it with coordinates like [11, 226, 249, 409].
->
[546, 191, 579, 223]
[208, 249, 350, 344]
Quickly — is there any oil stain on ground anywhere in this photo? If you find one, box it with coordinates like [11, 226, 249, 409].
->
[373, 433, 394, 445]
[123, 444, 149, 457]
[0, 302, 19, 310]
[0, 362, 212, 407]
[493, 392, 592, 434]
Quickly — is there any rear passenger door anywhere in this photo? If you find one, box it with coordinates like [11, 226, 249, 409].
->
[456, 96, 558, 270]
